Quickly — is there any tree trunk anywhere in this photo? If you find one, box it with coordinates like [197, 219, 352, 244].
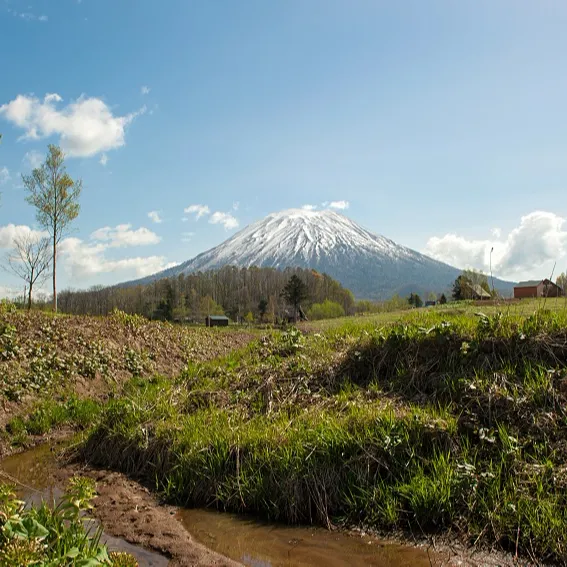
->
[28, 283, 33, 310]
[52, 235, 57, 312]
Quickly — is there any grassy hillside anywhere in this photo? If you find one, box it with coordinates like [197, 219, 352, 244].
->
[0, 305, 254, 445]
[74, 301, 567, 562]
[3, 300, 567, 562]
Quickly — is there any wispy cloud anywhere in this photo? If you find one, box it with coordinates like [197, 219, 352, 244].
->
[99, 153, 108, 166]
[0, 167, 10, 186]
[209, 211, 239, 230]
[147, 211, 162, 224]
[328, 200, 350, 210]
[141, 86, 151, 95]
[90, 224, 161, 248]
[60, 237, 170, 280]
[181, 231, 195, 242]
[302, 204, 317, 211]
[0, 93, 145, 158]
[184, 204, 210, 219]
[424, 210, 567, 278]
[8, 9, 48, 22]
[22, 150, 43, 170]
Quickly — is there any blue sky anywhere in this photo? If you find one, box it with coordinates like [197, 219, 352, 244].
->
[1, 0, 567, 297]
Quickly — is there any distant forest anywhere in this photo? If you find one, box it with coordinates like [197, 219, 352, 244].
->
[58, 266, 356, 322]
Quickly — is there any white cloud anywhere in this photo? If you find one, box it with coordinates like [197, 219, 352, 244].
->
[8, 10, 48, 22]
[424, 211, 567, 278]
[90, 224, 161, 247]
[59, 237, 169, 279]
[302, 204, 317, 211]
[0, 286, 24, 300]
[184, 204, 210, 219]
[181, 231, 195, 242]
[0, 224, 47, 248]
[328, 200, 350, 210]
[22, 150, 43, 170]
[491, 228, 502, 239]
[141, 86, 151, 95]
[147, 211, 162, 224]
[0, 167, 10, 185]
[99, 153, 108, 166]
[0, 93, 145, 158]
[209, 211, 239, 230]
[233, 201, 240, 211]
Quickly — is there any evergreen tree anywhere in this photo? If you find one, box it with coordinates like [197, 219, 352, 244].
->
[407, 293, 422, 307]
[281, 275, 308, 319]
[452, 275, 470, 300]
[258, 298, 268, 320]
[439, 293, 447, 304]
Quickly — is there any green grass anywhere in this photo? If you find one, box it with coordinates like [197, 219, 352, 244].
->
[301, 297, 567, 332]
[6, 396, 102, 442]
[72, 305, 567, 563]
[6, 302, 567, 562]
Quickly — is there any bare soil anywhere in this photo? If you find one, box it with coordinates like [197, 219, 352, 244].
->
[57, 462, 240, 567]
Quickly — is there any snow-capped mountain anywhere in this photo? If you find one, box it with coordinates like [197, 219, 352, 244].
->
[131, 209, 513, 299]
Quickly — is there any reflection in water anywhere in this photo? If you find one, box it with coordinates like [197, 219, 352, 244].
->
[0, 444, 168, 567]
[178, 508, 437, 567]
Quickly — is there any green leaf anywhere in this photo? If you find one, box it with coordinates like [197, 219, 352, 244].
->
[76, 559, 103, 567]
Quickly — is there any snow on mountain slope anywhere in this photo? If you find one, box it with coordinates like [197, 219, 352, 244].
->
[130, 209, 514, 299]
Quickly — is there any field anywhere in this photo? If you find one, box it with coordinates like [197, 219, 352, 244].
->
[2, 298, 567, 564]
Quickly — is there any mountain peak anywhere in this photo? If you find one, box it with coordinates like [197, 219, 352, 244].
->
[128, 209, 514, 299]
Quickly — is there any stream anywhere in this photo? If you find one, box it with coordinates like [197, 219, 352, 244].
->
[1, 443, 439, 567]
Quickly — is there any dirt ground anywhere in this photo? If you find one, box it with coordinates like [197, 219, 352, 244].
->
[57, 462, 241, 567]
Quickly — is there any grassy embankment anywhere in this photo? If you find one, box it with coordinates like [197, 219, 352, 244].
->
[4, 298, 567, 562]
[0, 304, 254, 449]
[74, 299, 567, 563]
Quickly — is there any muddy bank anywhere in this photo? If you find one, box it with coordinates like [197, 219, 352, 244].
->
[1, 442, 527, 567]
[66, 466, 240, 567]
[0, 443, 239, 567]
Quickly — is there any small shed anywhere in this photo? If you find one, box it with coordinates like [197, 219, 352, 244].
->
[205, 315, 229, 327]
[514, 279, 562, 299]
[471, 284, 491, 300]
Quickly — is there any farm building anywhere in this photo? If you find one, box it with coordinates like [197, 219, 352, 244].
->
[513, 279, 563, 299]
[205, 315, 229, 327]
[470, 284, 491, 300]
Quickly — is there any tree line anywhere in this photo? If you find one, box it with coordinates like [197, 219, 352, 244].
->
[57, 266, 356, 322]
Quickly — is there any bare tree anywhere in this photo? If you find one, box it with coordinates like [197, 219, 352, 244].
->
[23, 145, 81, 312]
[5, 233, 51, 309]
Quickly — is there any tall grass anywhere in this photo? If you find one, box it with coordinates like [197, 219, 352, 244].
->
[66, 306, 567, 562]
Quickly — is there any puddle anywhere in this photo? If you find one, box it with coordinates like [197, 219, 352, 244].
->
[0, 445, 169, 567]
[178, 508, 437, 567]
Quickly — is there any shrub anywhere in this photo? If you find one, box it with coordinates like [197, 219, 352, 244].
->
[307, 300, 345, 320]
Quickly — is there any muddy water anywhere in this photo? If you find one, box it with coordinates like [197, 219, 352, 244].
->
[0, 445, 169, 567]
[2, 444, 440, 567]
[178, 508, 436, 567]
